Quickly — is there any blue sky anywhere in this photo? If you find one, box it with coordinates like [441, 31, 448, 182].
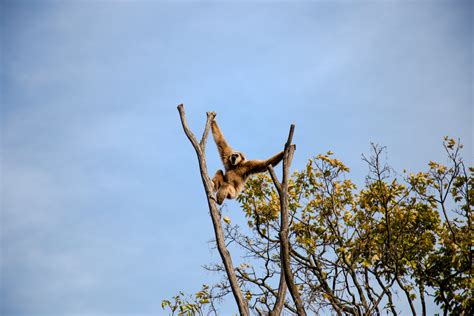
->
[1, 0, 472, 315]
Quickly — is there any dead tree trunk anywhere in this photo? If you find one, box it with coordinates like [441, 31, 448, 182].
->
[268, 125, 307, 316]
[177, 104, 249, 316]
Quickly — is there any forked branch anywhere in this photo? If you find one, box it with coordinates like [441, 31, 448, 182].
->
[177, 104, 249, 316]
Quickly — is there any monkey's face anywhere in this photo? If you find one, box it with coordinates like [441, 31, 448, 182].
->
[229, 152, 245, 166]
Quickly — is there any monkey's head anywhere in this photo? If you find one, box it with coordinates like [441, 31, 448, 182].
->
[229, 152, 245, 166]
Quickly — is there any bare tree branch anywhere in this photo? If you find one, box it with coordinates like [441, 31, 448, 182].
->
[268, 124, 307, 316]
[200, 111, 216, 152]
[396, 276, 416, 316]
[267, 165, 288, 316]
[269, 266, 287, 316]
[177, 104, 249, 316]
[268, 166, 282, 194]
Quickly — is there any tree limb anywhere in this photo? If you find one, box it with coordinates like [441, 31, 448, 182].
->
[177, 104, 249, 316]
[268, 124, 307, 316]
[200, 111, 216, 152]
[269, 267, 287, 316]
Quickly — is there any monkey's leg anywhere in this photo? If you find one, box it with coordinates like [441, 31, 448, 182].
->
[217, 183, 237, 205]
[212, 169, 225, 193]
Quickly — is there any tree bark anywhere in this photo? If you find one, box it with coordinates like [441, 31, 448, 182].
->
[268, 269, 287, 316]
[268, 125, 307, 316]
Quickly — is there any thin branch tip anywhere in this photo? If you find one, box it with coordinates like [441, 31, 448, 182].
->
[200, 111, 217, 150]
[286, 124, 295, 147]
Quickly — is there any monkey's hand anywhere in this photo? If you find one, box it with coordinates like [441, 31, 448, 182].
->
[206, 112, 217, 120]
[209, 194, 218, 203]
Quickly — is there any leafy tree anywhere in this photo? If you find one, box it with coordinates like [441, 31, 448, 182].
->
[173, 106, 472, 315]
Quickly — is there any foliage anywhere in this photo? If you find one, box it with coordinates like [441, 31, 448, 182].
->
[161, 285, 214, 316]
[163, 138, 472, 315]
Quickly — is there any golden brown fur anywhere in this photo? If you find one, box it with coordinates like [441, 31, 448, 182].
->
[211, 119, 286, 205]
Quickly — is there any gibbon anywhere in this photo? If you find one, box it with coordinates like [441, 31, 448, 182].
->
[211, 119, 289, 205]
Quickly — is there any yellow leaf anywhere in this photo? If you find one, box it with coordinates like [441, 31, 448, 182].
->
[343, 211, 352, 222]
[245, 291, 252, 300]
[223, 216, 231, 224]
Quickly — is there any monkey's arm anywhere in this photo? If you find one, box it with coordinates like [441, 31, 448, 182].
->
[245, 150, 285, 175]
[211, 120, 233, 170]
